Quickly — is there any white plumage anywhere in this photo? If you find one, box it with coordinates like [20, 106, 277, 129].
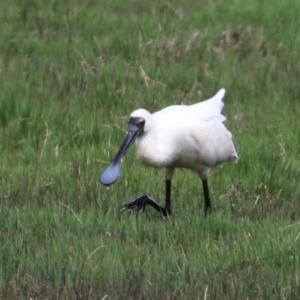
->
[100, 89, 238, 216]
[131, 89, 238, 179]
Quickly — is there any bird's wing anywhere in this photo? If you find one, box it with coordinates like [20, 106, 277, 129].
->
[154, 89, 227, 123]
[192, 89, 225, 111]
[189, 89, 226, 122]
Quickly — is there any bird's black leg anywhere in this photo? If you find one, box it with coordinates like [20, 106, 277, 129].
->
[165, 179, 171, 214]
[202, 179, 212, 216]
[121, 180, 172, 217]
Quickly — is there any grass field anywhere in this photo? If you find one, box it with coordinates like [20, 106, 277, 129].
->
[1, 0, 300, 298]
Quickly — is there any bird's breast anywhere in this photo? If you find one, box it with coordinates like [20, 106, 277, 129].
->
[135, 135, 171, 168]
[136, 141, 161, 167]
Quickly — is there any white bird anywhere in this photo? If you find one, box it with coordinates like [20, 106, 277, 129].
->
[100, 89, 238, 216]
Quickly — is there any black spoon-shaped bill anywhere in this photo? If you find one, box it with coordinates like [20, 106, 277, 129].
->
[99, 121, 142, 186]
[100, 161, 122, 186]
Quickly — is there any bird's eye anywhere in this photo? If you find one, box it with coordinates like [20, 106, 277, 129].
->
[139, 118, 145, 125]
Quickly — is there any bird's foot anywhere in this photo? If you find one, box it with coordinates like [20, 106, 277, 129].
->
[121, 194, 150, 213]
[121, 194, 170, 217]
[204, 205, 212, 217]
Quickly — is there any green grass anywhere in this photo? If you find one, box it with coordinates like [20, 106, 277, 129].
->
[1, 0, 300, 298]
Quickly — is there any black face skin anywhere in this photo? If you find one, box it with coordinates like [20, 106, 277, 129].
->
[99, 117, 145, 186]
[127, 117, 145, 137]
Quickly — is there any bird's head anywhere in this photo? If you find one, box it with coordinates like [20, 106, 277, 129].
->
[99, 109, 152, 186]
[129, 108, 152, 135]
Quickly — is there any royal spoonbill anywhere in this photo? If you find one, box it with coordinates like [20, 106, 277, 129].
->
[100, 89, 238, 216]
